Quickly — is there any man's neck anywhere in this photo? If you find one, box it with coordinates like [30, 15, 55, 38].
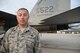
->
[18, 24, 28, 29]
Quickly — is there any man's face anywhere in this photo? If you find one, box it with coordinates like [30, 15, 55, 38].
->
[16, 10, 29, 26]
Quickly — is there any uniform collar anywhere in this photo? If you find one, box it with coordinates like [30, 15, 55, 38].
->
[16, 25, 31, 33]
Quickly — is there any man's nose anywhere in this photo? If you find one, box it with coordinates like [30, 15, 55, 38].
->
[21, 15, 24, 19]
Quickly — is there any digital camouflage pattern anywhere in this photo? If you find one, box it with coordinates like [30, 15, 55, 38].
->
[0, 25, 41, 53]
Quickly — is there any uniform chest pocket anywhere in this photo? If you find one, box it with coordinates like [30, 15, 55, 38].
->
[26, 37, 35, 48]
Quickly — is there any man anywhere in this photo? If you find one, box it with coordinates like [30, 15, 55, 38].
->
[0, 8, 41, 53]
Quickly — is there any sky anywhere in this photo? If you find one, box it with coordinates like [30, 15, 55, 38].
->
[0, 0, 38, 14]
[0, 0, 80, 15]
[71, 0, 80, 9]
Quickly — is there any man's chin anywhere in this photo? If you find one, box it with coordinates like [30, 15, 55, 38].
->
[19, 23, 27, 25]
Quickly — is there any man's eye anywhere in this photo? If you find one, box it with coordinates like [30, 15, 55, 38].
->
[24, 14, 28, 16]
[18, 14, 22, 16]
[18, 14, 28, 16]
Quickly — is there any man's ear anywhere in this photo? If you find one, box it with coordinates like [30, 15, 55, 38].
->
[28, 16, 30, 20]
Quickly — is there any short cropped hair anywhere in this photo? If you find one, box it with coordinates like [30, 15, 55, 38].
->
[17, 8, 29, 13]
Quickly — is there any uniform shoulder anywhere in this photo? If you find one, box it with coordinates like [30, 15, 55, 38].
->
[6, 26, 17, 34]
[30, 26, 39, 36]
[30, 27, 39, 33]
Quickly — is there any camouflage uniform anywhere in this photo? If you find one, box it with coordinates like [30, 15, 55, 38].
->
[0, 25, 41, 53]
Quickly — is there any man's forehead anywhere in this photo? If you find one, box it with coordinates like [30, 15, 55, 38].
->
[17, 10, 29, 14]
[17, 9, 28, 13]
